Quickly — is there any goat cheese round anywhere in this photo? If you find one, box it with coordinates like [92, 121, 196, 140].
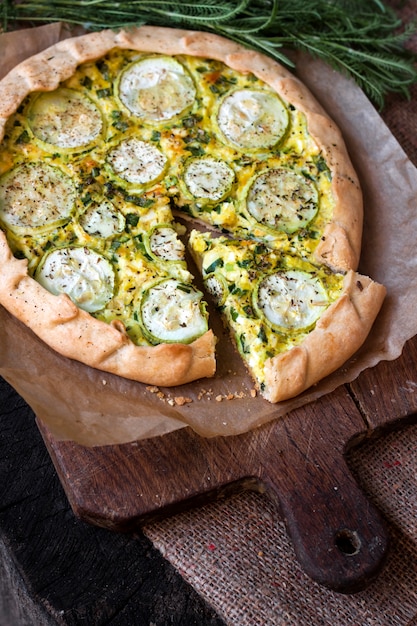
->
[183, 157, 235, 202]
[79, 201, 125, 238]
[149, 226, 185, 261]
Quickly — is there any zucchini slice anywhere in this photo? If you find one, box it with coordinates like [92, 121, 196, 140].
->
[183, 156, 235, 203]
[204, 273, 228, 306]
[117, 55, 196, 123]
[79, 200, 126, 239]
[254, 270, 329, 332]
[0, 163, 76, 233]
[27, 87, 103, 150]
[216, 88, 289, 151]
[140, 278, 208, 343]
[149, 225, 185, 261]
[106, 137, 168, 185]
[246, 167, 318, 234]
[35, 246, 115, 313]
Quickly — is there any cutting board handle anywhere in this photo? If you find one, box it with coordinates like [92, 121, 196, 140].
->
[258, 395, 389, 593]
[37, 386, 390, 593]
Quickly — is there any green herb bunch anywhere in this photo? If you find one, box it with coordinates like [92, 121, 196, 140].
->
[2, 0, 416, 108]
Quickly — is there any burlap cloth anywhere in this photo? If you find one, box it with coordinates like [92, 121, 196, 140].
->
[142, 4, 417, 624]
[1, 3, 417, 624]
[144, 424, 417, 625]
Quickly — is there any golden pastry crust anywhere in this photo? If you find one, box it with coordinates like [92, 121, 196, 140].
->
[0, 26, 380, 396]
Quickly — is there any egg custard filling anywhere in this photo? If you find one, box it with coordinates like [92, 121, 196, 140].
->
[0, 29, 385, 400]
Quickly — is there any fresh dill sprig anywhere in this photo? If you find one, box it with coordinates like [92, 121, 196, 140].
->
[2, 0, 416, 108]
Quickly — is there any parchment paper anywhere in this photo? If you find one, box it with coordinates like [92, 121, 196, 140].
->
[1, 24, 417, 445]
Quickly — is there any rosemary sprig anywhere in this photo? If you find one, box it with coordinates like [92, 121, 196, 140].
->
[2, 0, 416, 108]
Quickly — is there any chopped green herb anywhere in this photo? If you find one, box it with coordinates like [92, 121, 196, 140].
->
[313, 155, 331, 178]
[258, 326, 267, 343]
[230, 285, 246, 297]
[183, 115, 202, 128]
[112, 119, 129, 132]
[81, 76, 93, 89]
[96, 87, 112, 99]
[125, 194, 154, 208]
[239, 333, 250, 354]
[177, 284, 192, 293]
[230, 307, 239, 322]
[205, 257, 224, 274]
[125, 213, 140, 227]
[243, 305, 255, 317]
[104, 182, 116, 197]
[81, 192, 92, 205]
[197, 129, 211, 144]
[96, 60, 110, 80]
[187, 145, 205, 157]
[133, 235, 153, 259]
[15, 130, 30, 144]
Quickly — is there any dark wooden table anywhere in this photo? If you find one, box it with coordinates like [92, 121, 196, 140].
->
[0, 373, 228, 625]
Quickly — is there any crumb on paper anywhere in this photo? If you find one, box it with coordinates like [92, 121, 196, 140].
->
[197, 388, 214, 400]
[215, 392, 238, 402]
[174, 396, 193, 406]
[146, 384, 253, 406]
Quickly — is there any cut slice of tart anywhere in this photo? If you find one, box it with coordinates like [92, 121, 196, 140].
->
[189, 230, 386, 402]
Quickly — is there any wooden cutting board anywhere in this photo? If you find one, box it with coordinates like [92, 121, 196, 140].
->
[36, 334, 417, 595]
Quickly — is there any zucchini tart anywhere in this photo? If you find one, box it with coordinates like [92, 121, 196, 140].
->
[0, 27, 385, 401]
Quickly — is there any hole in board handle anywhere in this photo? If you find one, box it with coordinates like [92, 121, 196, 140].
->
[335, 529, 361, 556]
